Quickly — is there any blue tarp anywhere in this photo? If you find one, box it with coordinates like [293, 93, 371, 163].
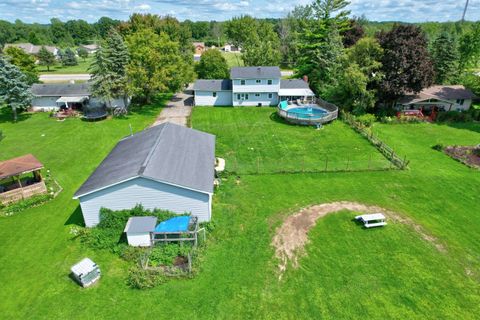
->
[155, 216, 191, 233]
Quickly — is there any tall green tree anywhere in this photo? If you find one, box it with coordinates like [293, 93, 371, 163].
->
[376, 24, 434, 104]
[37, 46, 56, 72]
[458, 22, 480, 71]
[195, 49, 229, 79]
[331, 37, 383, 113]
[296, 0, 350, 95]
[90, 29, 129, 109]
[77, 47, 89, 61]
[0, 57, 33, 121]
[3, 46, 39, 84]
[224, 16, 258, 48]
[126, 28, 190, 103]
[431, 33, 459, 84]
[242, 21, 281, 66]
[62, 48, 78, 66]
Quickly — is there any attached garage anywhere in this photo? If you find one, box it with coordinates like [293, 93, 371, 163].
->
[73, 123, 216, 227]
[194, 79, 232, 106]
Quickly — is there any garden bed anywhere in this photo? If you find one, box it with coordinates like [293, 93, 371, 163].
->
[443, 145, 480, 169]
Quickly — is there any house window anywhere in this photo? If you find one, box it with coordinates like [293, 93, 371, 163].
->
[245, 94, 249, 100]
[267, 79, 273, 85]
[456, 99, 464, 105]
[212, 92, 217, 97]
[255, 93, 260, 97]
[237, 94, 241, 100]
[240, 80, 246, 85]
[268, 93, 273, 99]
[256, 79, 261, 84]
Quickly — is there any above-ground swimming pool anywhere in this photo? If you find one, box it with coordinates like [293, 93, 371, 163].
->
[277, 100, 338, 126]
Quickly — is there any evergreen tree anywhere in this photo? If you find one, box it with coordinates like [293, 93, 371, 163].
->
[431, 33, 459, 84]
[242, 21, 281, 66]
[0, 57, 33, 121]
[296, 0, 350, 95]
[38, 46, 56, 72]
[195, 49, 229, 79]
[90, 29, 129, 109]
[62, 48, 78, 66]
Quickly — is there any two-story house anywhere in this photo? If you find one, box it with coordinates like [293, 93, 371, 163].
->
[193, 66, 315, 107]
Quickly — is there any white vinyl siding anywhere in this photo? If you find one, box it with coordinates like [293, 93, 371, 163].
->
[232, 78, 280, 93]
[232, 92, 278, 106]
[78, 177, 212, 227]
[195, 90, 232, 106]
[126, 232, 151, 247]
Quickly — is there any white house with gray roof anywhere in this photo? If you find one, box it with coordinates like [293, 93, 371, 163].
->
[193, 66, 315, 107]
[31, 83, 129, 112]
[73, 123, 216, 227]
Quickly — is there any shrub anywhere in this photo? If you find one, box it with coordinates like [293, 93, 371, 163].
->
[127, 266, 166, 289]
[149, 243, 193, 267]
[356, 113, 376, 127]
[436, 111, 473, 123]
[432, 144, 444, 151]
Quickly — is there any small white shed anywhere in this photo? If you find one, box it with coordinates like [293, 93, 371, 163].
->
[124, 216, 157, 247]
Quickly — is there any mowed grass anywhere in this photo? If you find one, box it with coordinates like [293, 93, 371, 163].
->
[0, 106, 479, 318]
[192, 107, 392, 173]
[37, 56, 93, 74]
[222, 52, 244, 67]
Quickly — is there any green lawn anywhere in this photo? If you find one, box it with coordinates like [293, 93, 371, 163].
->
[222, 52, 244, 67]
[192, 107, 392, 173]
[0, 106, 479, 319]
[37, 56, 93, 74]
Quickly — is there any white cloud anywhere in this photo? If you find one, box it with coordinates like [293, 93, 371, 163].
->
[134, 4, 151, 10]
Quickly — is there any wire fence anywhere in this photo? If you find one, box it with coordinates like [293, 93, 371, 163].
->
[222, 152, 396, 176]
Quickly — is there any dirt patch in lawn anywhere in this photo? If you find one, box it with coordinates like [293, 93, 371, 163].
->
[444, 145, 480, 169]
[271, 201, 445, 278]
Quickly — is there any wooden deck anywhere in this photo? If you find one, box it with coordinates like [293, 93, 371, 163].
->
[0, 181, 47, 205]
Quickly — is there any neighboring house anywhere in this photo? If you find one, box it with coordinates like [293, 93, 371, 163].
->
[193, 42, 205, 55]
[222, 44, 241, 52]
[73, 123, 216, 227]
[397, 85, 477, 112]
[4, 43, 58, 57]
[30, 83, 129, 112]
[193, 66, 315, 107]
[79, 44, 99, 54]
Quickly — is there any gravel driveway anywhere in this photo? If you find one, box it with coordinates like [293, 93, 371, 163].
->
[151, 91, 194, 127]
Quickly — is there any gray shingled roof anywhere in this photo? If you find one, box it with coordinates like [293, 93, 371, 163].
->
[73, 122, 216, 198]
[193, 79, 232, 91]
[398, 85, 477, 104]
[280, 79, 310, 89]
[230, 66, 281, 79]
[31, 83, 91, 97]
[124, 216, 158, 233]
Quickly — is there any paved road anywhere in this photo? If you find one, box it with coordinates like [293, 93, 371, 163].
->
[151, 91, 194, 127]
[39, 73, 91, 83]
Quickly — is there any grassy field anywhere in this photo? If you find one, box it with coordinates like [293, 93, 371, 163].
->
[222, 52, 244, 67]
[37, 56, 93, 74]
[0, 106, 479, 318]
[192, 107, 392, 173]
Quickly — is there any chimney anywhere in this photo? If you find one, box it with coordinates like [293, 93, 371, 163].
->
[303, 75, 309, 83]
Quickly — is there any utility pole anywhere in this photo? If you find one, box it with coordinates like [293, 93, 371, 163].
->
[461, 0, 469, 22]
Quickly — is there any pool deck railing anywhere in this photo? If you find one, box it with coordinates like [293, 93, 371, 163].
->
[277, 98, 339, 125]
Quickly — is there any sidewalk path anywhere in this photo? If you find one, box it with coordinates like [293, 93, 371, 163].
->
[151, 91, 194, 127]
[39, 73, 91, 83]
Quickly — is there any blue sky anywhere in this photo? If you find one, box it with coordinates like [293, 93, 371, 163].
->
[0, 0, 478, 23]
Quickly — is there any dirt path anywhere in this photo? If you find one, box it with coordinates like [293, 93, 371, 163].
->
[271, 201, 445, 278]
[151, 91, 193, 127]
